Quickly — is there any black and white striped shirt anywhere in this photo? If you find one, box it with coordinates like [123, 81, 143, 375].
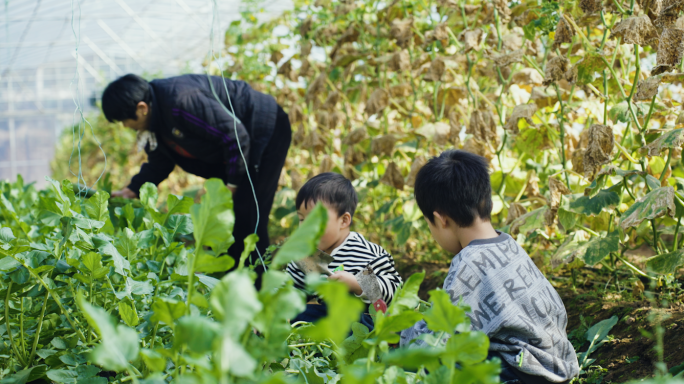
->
[286, 232, 403, 304]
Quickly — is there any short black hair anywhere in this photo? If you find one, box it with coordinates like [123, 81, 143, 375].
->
[414, 150, 492, 227]
[101, 74, 152, 122]
[296, 172, 358, 218]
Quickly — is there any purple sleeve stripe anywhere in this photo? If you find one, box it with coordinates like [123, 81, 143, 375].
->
[172, 108, 234, 144]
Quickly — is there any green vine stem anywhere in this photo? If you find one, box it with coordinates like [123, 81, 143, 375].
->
[674, 217, 682, 252]
[28, 290, 50, 366]
[5, 282, 27, 366]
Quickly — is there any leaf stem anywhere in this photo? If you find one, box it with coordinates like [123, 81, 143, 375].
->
[616, 254, 655, 279]
[673, 217, 682, 252]
[5, 282, 27, 366]
[660, 148, 672, 183]
[28, 290, 50, 367]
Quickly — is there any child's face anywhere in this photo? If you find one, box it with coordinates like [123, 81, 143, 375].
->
[297, 201, 351, 254]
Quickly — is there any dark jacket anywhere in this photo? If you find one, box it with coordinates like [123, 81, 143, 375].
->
[127, 74, 278, 194]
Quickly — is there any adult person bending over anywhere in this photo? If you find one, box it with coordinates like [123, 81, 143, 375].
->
[103, 74, 291, 276]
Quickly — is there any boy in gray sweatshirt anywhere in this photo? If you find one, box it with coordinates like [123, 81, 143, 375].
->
[401, 150, 579, 384]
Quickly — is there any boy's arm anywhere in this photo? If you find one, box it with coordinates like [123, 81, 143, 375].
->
[368, 252, 403, 304]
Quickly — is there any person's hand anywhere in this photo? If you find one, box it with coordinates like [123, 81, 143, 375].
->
[329, 271, 362, 295]
[226, 183, 236, 193]
[111, 187, 137, 199]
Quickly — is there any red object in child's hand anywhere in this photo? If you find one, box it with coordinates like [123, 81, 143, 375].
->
[374, 299, 387, 314]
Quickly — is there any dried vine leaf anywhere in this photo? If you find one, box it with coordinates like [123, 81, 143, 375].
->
[306, 73, 327, 103]
[610, 15, 659, 47]
[388, 50, 411, 72]
[635, 76, 661, 101]
[509, 207, 546, 236]
[580, 0, 603, 14]
[489, 49, 524, 67]
[371, 134, 397, 157]
[549, 178, 572, 210]
[293, 123, 306, 146]
[620, 187, 676, 230]
[583, 125, 615, 180]
[391, 18, 414, 47]
[572, 149, 586, 174]
[424, 23, 450, 46]
[319, 155, 334, 174]
[289, 104, 304, 125]
[512, 68, 544, 86]
[416, 122, 450, 146]
[492, 0, 512, 23]
[553, 16, 574, 49]
[504, 104, 537, 134]
[390, 83, 412, 98]
[467, 109, 499, 146]
[305, 130, 327, 155]
[291, 169, 304, 192]
[343, 164, 359, 181]
[406, 156, 427, 188]
[462, 137, 494, 161]
[330, 111, 345, 129]
[526, 170, 541, 197]
[344, 146, 366, 166]
[449, 109, 462, 146]
[641, 128, 684, 156]
[381, 162, 405, 190]
[344, 128, 368, 145]
[365, 89, 390, 116]
[642, 0, 663, 14]
[458, 29, 485, 52]
[506, 203, 527, 225]
[530, 87, 558, 108]
[315, 111, 330, 130]
[423, 57, 454, 82]
[301, 41, 312, 57]
[323, 92, 340, 111]
[543, 56, 571, 86]
[653, 28, 684, 75]
[300, 17, 313, 37]
[270, 51, 284, 65]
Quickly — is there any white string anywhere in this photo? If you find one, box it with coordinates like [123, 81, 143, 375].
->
[69, 0, 107, 199]
[207, 0, 266, 269]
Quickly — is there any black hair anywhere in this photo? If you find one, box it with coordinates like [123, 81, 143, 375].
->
[296, 172, 358, 218]
[101, 74, 152, 122]
[414, 150, 492, 227]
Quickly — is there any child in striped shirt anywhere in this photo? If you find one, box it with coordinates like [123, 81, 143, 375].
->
[286, 172, 403, 328]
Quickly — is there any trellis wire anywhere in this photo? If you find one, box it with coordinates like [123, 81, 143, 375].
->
[69, 0, 106, 198]
[207, 0, 266, 269]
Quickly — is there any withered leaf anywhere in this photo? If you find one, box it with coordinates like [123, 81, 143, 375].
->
[462, 137, 494, 161]
[330, 111, 345, 129]
[548, 178, 572, 210]
[365, 88, 390, 116]
[641, 128, 684, 156]
[653, 28, 684, 75]
[289, 104, 304, 125]
[506, 203, 528, 225]
[610, 15, 659, 47]
[319, 155, 334, 174]
[381, 162, 405, 190]
[553, 16, 574, 49]
[301, 41, 312, 57]
[423, 57, 454, 82]
[505, 104, 537, 134]
[293, 123, 306, 146]
[467, 109, 499, 146]
[291, 168, 304, 192]
[390, 83, 412, 98]
[572, 148, 586, 174]
[635, 76, 661, 101]
[388, 50, 411, 72]
[344, 127, 368, 145]
[512, 68, 544, 86]
[305, 130, 327, 155]
[458, 28, 485, 52]
[543, 56, 571, 86]
[580, 0, 603, 14]
[416, 122, 450, 146]
[424, 23, 450, 46]
[315, 111, 330, 130]
[323, 91, 340, 110]
[306, 73, 327, 103]
[391, 18, 414, 47]
[343, 164, 359, 181]
[526, 170, 541, 197]
[300, 18, 313, 37]
[583, 124, 615, 180]
[449, 108, 462, 146]
[270, 51, 284, 65]
[344, 146, 366, 166]
[489, 49, 524, 67]
[371, 134, 397, 157]
[406, 156, 427, 188]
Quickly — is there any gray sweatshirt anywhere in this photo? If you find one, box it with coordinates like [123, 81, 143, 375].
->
[400, 232, 579, 383]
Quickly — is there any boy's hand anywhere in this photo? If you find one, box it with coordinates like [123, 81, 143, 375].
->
[329, 271, 363, 295]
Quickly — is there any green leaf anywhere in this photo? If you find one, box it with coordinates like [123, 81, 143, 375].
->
[299, 280, 364, 346]
[509, 207, 547, 235]
[422, 289, 468, 333]
[373, 311, 425, 344]
[194, 251, 235, 274]
[140, 348, 167, 373]
[646, 248, 684, 274]
[574, 53, 606, 85]
[115, 227, 139, 260]
[445, 331, 489, 365]
[151, 297, 187, 326]
[174, 316, 220, 354]
[583, 231, 619, 265]
[238, 233, 259, 269]
[191, 179, 235, 254]
[46, 369, 78, 383]
[85, 191, 110, 222]
[139, 183, 159, 210]
[620, 187, 676, 230]
[566, 190, 620, 216]
[0, 367, 40, 384]
[271, 202, 328, 268]
[341, 322, 370, 363]
[210, 269, 262, 338]
[608, 101, 632, 124]
[219, 336, 257, 377]
[0, 256, 20, 271]
[166, 194, 194, 217]
[558, 208, 578, 231]
[0, 227, 16, 245]
[387, 271, 424, 316]
[642, 128, 684, 157]
[165, 214, 193, 236]
[583, 315, 618, 360]
[97, 240, 130, 276]
[381, 347, 443, 371]
[76, 293, 140, 372]
[451, 359, 501, 384]
[119, 302, 139, 327]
